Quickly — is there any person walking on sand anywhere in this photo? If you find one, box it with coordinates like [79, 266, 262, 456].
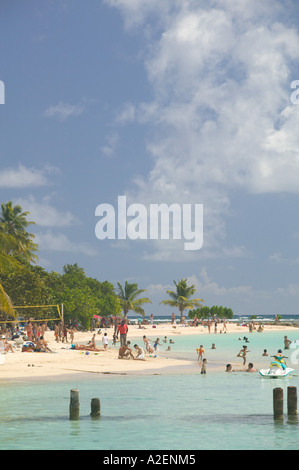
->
[118, 320, 128, 347]
[69, 327, 74, 344]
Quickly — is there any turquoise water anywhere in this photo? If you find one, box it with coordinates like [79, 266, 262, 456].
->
[1, 329, 299, 450]
[152, 328, 299, 368]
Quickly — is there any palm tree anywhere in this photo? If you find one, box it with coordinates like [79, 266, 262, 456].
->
[116, 281, 152, 317]
[160, 279, 204, 323]
[0, 201, 38, 263]
[0, 232, 19, 317]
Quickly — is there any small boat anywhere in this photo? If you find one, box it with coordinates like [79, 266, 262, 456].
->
[259, 360, 294, 378]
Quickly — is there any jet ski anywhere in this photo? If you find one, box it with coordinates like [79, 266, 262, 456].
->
[259, 353, 294, 378]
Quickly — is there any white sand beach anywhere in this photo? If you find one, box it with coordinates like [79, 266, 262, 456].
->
[0, 322, 298, 380]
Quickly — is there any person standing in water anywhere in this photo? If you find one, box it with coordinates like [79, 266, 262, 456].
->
[237, 345, 250, 366]
[284, 336, 292, 350]
[197, 345, 205, 362]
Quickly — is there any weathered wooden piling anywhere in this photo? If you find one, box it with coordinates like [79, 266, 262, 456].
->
[273, 387, 284, 421]
[287, 386, 298, 422]
[90, 398, 101, 418]
[69, 389, 80, 420]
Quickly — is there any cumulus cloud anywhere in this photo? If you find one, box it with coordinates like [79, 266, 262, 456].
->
[44, 101, 86, 121]
[0, 164, 57, 188]
[106, 0, 299, 260]
[100, 132, 120, 157]
[35, 231, 97, 256]
[15, 195, 78, 228]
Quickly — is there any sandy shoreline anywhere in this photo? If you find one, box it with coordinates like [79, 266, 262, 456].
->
[0, 322, 298, 381]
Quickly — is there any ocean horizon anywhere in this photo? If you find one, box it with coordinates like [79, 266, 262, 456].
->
[127, 313, 299, 323]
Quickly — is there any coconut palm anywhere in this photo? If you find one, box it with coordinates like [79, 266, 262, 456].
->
[0, 201, 38, 263]
[0, 232, 19, 317]
[116, 281, 152, 317]
[160, 278, 203, 323]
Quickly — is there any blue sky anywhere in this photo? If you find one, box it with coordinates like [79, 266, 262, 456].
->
[1, 0, 299, 316]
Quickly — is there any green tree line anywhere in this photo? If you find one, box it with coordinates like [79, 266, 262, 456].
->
[188, 305, 234, 319]
[0, 201, 233, 329]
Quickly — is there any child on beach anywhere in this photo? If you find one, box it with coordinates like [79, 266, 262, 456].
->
[102, 332, 108, 350]
[237, 345, 250, 366]
[143, 336, 153, 353]
[134, 344, 145, 360]
[201, 358, 207, 374]
[197, 345, 205, 362]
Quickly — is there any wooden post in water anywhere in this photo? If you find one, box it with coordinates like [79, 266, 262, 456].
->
[287, 386, 298, 422]
[69, 389, 80, 420]
[90, 398, 101, 418]
[273, 387, 284, 421]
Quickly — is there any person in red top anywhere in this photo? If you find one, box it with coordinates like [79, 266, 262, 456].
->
[118, 321, 128, 347]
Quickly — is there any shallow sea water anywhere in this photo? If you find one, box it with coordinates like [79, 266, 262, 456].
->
[1, 329, 299, 450]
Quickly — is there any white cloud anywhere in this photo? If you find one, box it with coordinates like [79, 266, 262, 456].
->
[275, 284, 299, 296]
[144, 268, 254, 316]
[0, 164, 56, 188]
[188, 269, 253, 298]
[35, 231, 97, 256]
[115, 103, 136, 125]
[15, 195, 78, 227]
[107, 0, 299, 260]
[104, 0, 173, 30]
[44, 101, 85, 121]
[100, 132, 120, 157]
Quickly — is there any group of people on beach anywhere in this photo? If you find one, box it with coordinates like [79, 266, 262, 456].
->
[0, 321, 54, 353]
[117, 331, 175, 361]
[1, 316, 297, 379]
[195, 333, 295, 374]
